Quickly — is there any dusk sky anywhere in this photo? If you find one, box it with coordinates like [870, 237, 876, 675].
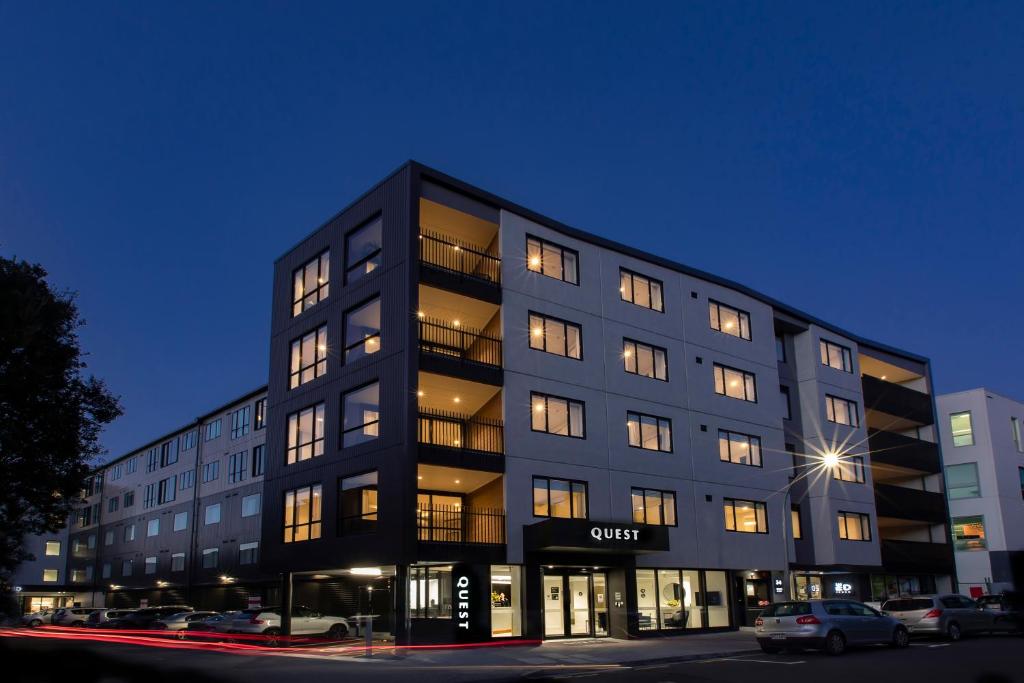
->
[2, 2, 1021, 462]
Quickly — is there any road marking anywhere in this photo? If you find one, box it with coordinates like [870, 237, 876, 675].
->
[928, 643, 950, 648]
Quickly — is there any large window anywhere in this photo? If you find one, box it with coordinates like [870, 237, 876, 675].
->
[410, 565, 453, 619]
[838, 511, 871, 541]
[833, 456, 866, 483]
[526, 235, 578, 284]
[343, 298, 381, 363]
[289, 325, 328, 389]
[179, 430, 197, 451]
[205, 503, 221, 525]
[826, 395, 860, 427]
[254, 398, 267, 431]
[143, 483, 156, 509]
[724, 498, 768, 534]
[202, 548, 218, 569]
[620, 269, 663, 312]
[228, 451, 248, 483]
[292, 250, 330, 317]
[340, 471, 378, 534]
[231, 406, 251, 439]
[713, 364, 757, 402]
[160, 440, 178, 467]
[627, 412, 672, 452]
[709, 300, 751, 340]
[239, 541, 259, 566]
[529, 312, 581, 359]
[623, 339, 667, 381]
[287, 404, 325, 464]
[45, 541, 61, 556]
[202, 460, 219, 483]
[205, 419, 221, 441]
[946, 463, 981, 499]
[531, 392, 585, 438]
[342, 382, 380, 448]
[631, 489, 676, 525]
[251, 444, 265, 477]
[820, 340, 853, 373]
[346, 216, 382, 284]
[242, 493, 261, 518]
[950, 412, 974, 447]
[952, 515, 986, 551]
[284, 484, 322, 543]
[718, 430, 762, 467]
[533, 476, 587, 518]
[157, 476, 176, 504]
[491, 565, 523, 638]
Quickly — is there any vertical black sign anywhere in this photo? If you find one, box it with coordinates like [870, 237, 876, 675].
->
[452, 563, 479, 641]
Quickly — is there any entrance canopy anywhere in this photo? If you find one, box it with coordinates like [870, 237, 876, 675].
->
[524, 519, 669, 554]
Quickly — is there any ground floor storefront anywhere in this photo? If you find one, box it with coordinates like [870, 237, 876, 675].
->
[789, 570, 952, 606]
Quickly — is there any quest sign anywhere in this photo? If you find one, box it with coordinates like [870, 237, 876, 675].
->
[525, 518, 670, 554]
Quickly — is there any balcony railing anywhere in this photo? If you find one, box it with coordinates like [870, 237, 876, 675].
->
[418, 409, 504, 456]
[418, 317, 502, 369]
[880, 539, 954, 574]
[416, 504, 505, 545]
[874, 483, 948, 523]
[862, 375, 933, 425]
[868, 429, 941, 474]
[419, 230, 501, 284]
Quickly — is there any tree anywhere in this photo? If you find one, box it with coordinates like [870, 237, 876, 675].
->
[0, 256, 122, 576]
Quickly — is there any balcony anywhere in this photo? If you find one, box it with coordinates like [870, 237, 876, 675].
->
[880, 539, 954, 574]
[418, 409, 504, 471]
[874, 483, 948, 524]
[868, 430, 941, 475]
[418, 316, 502, 384]
[419, 231, 501, 303]
[416, 504, 506, 545]
[862, 375, 933, 427]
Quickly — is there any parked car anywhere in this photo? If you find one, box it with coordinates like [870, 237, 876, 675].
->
[21, 609, 55, 627]
[52, 607, 103, 627]
[881, 594, 1010, 640]
[228, 605, 350, 643]
[755, 600, 909, 655]
[116, 605, 194, 629]
[186, 611, 240, 635]
[151, 611, 219, 631]
[974, 593, 1024, 633]
[85, 609, 137, 628]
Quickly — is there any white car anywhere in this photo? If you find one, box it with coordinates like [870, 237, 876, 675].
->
[229, 605, 350, 641]
[21, 609, 54, 627]
[52, 607, 102, 627]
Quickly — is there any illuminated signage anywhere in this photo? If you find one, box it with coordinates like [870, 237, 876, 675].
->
[834, 582, 853, 595]
[590, 527, 641, 542]
[456, 575, 470, 630]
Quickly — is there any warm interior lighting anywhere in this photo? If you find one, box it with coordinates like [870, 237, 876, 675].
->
[729, 380, 738, 387]
[533, 401, 544, 412]
[417, 390, 424, 397]
[219, 575, 235, 583]
[350, 567, 382, 576]
[453, 440, 460, 446]
[452, 245, 460, 251]
[417, 311, 425, 319]
[725, 321, 734, 329]
[318, 343, 327, 352]
[531, 327, 543, 337]
[452, 320, 460, 327]
[623, 349, 632, 358]
[880, 375, 887, 380]
[822, 451, 840, 469]
[417, 475, 423, 480]
[529, 256, 541, 267]
[454, 479, 461, 484]
[453, 396, 461, 403]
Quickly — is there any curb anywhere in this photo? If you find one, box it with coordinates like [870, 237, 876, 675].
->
[514, 648, 762, 680]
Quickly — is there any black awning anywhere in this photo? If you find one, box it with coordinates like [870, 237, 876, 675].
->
[524, 518, 669, 554]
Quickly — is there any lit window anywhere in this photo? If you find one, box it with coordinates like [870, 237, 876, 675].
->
[346, 217, 382, 284]
[627, 412, 672, 452]
[713, 364, 757, 402]
[837, 511, 871, 541]
[952, 515, 986, 551]
[529, 312, 581, 359]
[631, 489, 676, 525]
[526, 235, 578, 284]
[344, 298, 381, 363]
[832, 456, 865, 483]
[290, 325, 328, 389]
[44, 541, 61, 556]
[946, 463, 980, 499]
[791, 505, 802, 539]
[709, 300, 751, 340]
[533, 477, 587, 519]
[620, 269, 663, 312]
[284, 484, 322, 543]
[825, 394, 859, 427]
[292, 250, 330, 317]
[42, 569, 58, 583]
[340, 471, 378, 534]
[718, 430, 762, 467]
[950, 412, 974, 447]
[820, 340, 853, 373]
[531, 392, 585, 438]
[724, 498, 768, 533]
[342, 382, 380, 448]
[254, 399, 267, 431]
[623, 339, 667, 381]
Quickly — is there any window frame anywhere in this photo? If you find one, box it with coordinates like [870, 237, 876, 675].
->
[526, 234, 579, 285]
[239, 541, 259, 566]
[289, 325, 328, 389]
[718, 429, 763, 467]
[791, 505, 803, 540]
[532, 476, 589, 519]
[241, 493, 262, 518]
[251, 444, 265, 477]
[345, 215, 382, 284]
[530, 391, 586, 439]
[341, 381, 381, 449]
[825, 394, 860, 427]
[950, 411, 974, 447]
[708, 299, 752, 341]
[254, 398, 267, 431]
[630, 488, 677, 526]
[832, 455, 866, 483]
[619, 268, 664, 312]
[340, 470, 379, 535]
[952, 514, 987, 551]
[228, 450, 249, 483]
[626, 411, 673, 452]
[713, 363, 758, 402]
[230, 406, 251, 439]
[945, 462, 981, 500]
[819, 339, 854, 373]
[723, 498, 769, 534]
[342, 296, 382, 363]
[837, 510, 872, 542]
[623, 338, 668, 381]
[528, 311, 582, 360]
[292, 249, 330, 317]
[283, 484, 323, 543]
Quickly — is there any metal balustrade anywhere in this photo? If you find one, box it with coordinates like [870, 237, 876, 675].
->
[418, 316, 502, 369]
[416, 504, 506, 545]
[419, 230, 501, 284]
[417, 409, 504, 456]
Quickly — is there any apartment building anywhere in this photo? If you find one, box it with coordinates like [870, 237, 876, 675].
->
[6, 525, 72, 614]
[257, 161, 954, 643]
[937, 389, 1024, 595]
[60, 387, 271, 611]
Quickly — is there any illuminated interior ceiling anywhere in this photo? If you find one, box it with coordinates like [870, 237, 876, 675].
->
[418, 285, 499, 329]
[417, 463, 501, 494]
[860, 356, 922, 384]
[417, 371, 500, 414]
[419, 198, 498, 250]
[876, 516, 934, 529]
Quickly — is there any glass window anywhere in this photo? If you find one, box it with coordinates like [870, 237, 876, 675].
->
[344, 298, 381, 362]
[122, 559, 133, 577]
[491, 565, 522, 637]
[202, 548, 218, 569]
[775, 335, 786, 363]
[780, 385, 792, 419]
[292, 250, 330, 316]
[239, 541, 259, 565]
[45, 540, 61, 556]
[623, 339, 668, 380]
[526, 235, 578, 284]
[529, 312, 582, 359]
[950, 412, 974, 447]
[952, 515, 986, 551]
[833, 456, 866, 483]
[838, 511, 871, 541]
[346, 217, 382, 283]
[791, 506, 802, 539]
[340, 471, 378, 534]
[171, 553, 185, 572]
[1019, 466, 1024, 500]
[173, 511, 188, 531]
[242, 493, 261, 518]
[287, 403, 325, 464]
[289, 325, 327, 389]
[124, 524, 135, 542]
[205, 503, 221, 525]
[126, 457, 137, 474]
[160, 439, 178, 467]
[709, 300, 751, 340]
[157, 475, 176, 504]
[179, 470, 194, 490]
[228, 450, 248, 483]
[946, 463, 980, 499]
[820, 340, 853, 372]
[42, 569, 58, 583]
[145, 556, 157, 575]
[252, 444, 265, 477]
[102, 563, 111, 578]
[724, 498, 768, 533]
[284, 484, 322, 543]
[632, 489, 676, 525]
[704, 570, 730, 627]
[202, 460, 219, 483]
[409, 565, 453, 619]
[714, 364, 757, 402]
[342, 382, 380, 448]
[531, 392, 585, 438]
[627, 412, 672, 452]
[826, 395, 860, 427]
[620, 269, 664, 312]
[254, 399, 267, 431]
[230, 406, 251, 439]
[636, 569, 657, 630]
[104, 530, 114, 546]
[533, 477, 587, 519]
[718, 430, 762, 467]
[147, 519, 159, 537]
[204, 419, 222, 442]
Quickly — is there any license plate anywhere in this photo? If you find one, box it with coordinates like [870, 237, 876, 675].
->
[770, 633, 786, 640]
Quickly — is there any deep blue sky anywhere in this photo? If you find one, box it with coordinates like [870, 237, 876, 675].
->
[2, 2, 1021, 462]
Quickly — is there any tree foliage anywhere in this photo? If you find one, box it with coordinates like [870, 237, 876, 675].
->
[0, 256, 122, 575]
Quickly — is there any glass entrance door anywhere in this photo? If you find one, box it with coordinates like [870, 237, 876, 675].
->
[543, 575, 565, 637]
[567, 574, 591, 635]
[542, 570, 610, 639]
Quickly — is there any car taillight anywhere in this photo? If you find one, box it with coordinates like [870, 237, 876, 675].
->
[923, 609, 943, 619]
[249, 616, 265, 624]
[796, 615, 821, 625]
[755, 617, 764, 626]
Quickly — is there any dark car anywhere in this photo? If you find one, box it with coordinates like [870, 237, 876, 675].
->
[976, 592, 1024, 633]
[116, 605, 194, 629]
[86, 608, 138, 628]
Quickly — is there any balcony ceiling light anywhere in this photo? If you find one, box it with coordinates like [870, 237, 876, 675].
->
[350, 567, 382, 576]
[454, 479, 461, 484]
[453, 396, 460, 403]
[453, 320, 460, 327]
[417, 390, 424, 397]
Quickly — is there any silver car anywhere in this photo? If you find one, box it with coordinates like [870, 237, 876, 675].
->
[755, 600, 909, 655]
[52, 607, 103, 627]
[151, 611, 219, 632]
[881, 593, 1004, 640]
